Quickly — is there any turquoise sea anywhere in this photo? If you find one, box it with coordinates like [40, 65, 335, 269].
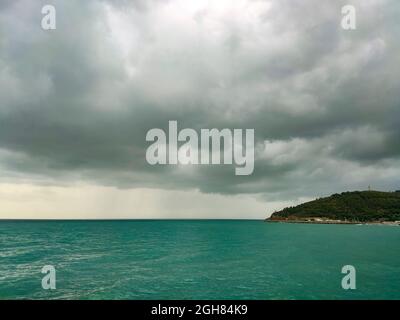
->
[0, 220, 399, 300]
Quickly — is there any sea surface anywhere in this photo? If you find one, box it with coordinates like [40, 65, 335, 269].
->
[0, 220, 399, 300]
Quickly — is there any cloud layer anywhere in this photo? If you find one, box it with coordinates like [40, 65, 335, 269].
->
[0, 0, 399, 218]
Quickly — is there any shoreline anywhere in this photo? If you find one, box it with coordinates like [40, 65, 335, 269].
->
[266, 219, 400, 226]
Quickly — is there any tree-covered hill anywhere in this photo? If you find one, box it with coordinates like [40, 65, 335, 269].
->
[268, 191, 400, 222]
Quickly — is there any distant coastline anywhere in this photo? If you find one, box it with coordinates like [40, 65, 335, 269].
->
[266, 190, 400, 225]
[266, 218, 400, 226]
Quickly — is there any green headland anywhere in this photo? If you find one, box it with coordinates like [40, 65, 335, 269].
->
[267, 190, 400, 224]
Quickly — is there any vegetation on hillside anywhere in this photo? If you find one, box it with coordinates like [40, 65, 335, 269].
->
[269, 191, 400, 222]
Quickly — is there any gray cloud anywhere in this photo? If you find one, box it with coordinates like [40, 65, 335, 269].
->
[0, 0, 399, 206]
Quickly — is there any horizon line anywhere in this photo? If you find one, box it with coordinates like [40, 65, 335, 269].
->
[0, 218, 264, 221]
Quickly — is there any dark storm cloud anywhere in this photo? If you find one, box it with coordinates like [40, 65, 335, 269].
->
[0, 0, 399, 201]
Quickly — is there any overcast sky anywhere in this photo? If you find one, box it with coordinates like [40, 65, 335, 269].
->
[0, 0, 399, 219]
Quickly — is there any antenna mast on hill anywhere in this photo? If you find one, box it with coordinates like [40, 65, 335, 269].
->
[368, 185, 371, 191]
